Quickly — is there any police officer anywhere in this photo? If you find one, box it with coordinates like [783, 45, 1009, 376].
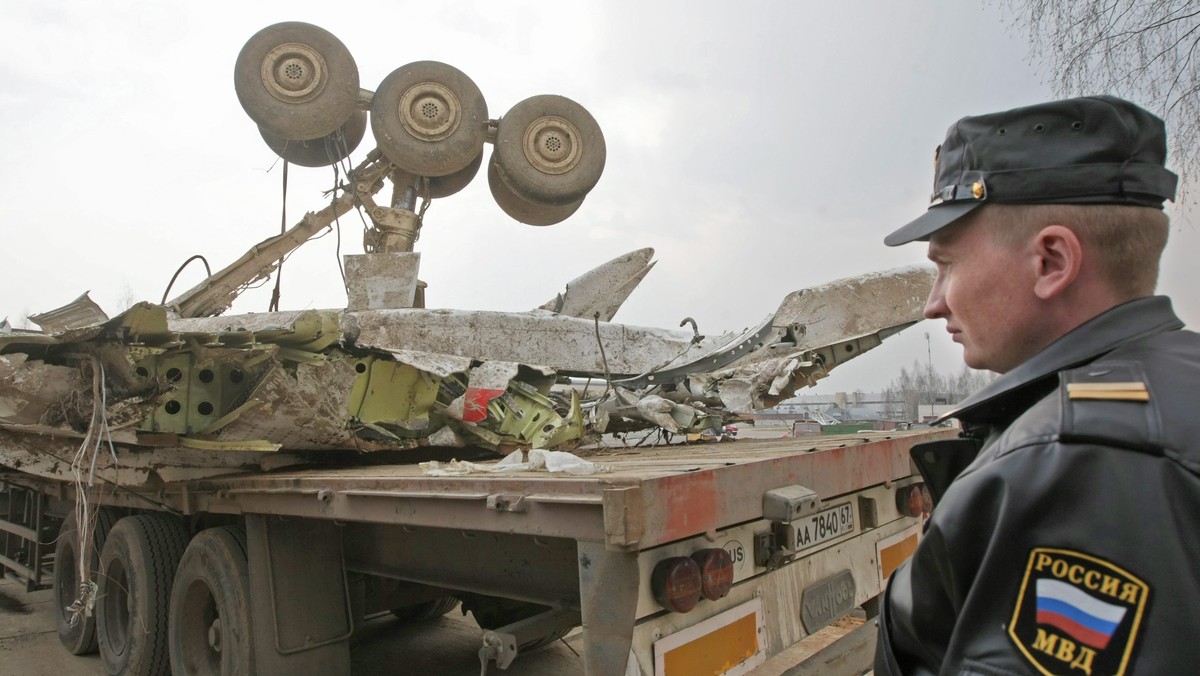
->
[877, 96, 1200, 674]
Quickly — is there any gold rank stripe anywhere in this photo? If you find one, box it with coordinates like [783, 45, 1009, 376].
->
[1067, 382, 1149, 401]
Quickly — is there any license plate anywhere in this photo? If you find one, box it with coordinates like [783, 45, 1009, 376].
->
[793, 502, 855, 552]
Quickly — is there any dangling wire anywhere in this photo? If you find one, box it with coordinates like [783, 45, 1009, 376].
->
[328, 128, 351, 290]
[66, 357, 118, 628]
[593, 312, 631, 405]
[268, 160, 289, 312]
[160, 255, 212, 305]
[415, 176, 432, 246]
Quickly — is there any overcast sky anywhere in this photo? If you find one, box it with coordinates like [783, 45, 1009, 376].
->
[2, 1, 1196, 393]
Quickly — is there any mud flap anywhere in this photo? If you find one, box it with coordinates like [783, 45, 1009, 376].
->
[246, 514, 352, 675]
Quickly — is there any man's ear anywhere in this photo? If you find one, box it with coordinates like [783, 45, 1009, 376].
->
[1032, 225, 1082, 300]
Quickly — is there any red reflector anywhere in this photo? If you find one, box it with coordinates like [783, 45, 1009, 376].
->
[692, 548, 734, 600]
[651, 556, 702, 613]
[919, 484, 933, 516]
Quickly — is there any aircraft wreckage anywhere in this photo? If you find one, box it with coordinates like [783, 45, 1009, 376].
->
[0, 21, 932, 485]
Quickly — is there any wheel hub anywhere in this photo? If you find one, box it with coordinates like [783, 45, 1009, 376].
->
[207, 618, 222, 653]
[261, 42, 328, 103]
[399, 81, 460, 142]
[523, 116, 581, 175]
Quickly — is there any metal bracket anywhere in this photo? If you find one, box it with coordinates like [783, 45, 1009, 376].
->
[477, 606, 581, 671]
[615, 316, 778, 389]
[762, 485, 820, 523]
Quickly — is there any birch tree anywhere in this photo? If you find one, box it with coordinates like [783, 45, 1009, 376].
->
[1004, 0, 1200, 191]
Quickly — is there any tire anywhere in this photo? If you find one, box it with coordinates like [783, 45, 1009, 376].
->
[488, 154, 582, 226]
[426, 150, 483, 199]
[54, 507, 118, 655]
[168, 526, 253, 676]
[259, 109, 366, 168]
[370, 61, 488, 177]
[97, 513, 189, 676]
[234, 22, 360, 141]
[491, 94, 605, 206]
[390, 596, 460, 622]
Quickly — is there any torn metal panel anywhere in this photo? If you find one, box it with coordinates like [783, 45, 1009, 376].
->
[2, 251, 934, 468]
[347, 309, 711, 376]
[770, 265, 934, 351]
[168, 309, 342, 351]
[110, 302, 172, 341]
[28, 292, 109, 333]
[688, 329, 904, 412]
[348, 354, 442, 436]
[0, 428, 275, 485]
[386, 349, 474, 378]
[538, 248, 656, 321]
[344, 251, 422, 310]
[590, 389, 721, 435]
[442, 361, 585, 449]
[453, 361, 519, 424]
[473, 385, 583, 450]
[213, 357, 359, 449]
[0, 324, 106, 353]
[614, 318, 776, 390]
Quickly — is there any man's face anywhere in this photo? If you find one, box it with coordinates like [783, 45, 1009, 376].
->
[923, 211, 1042, 374]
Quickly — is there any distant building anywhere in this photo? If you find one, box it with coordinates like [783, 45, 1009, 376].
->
[763, 390, 959, 424]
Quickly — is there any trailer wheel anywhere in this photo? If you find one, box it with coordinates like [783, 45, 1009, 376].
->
[168, 526, 253, 676]
[54, 507, 118, 655]
[97, 513, 189, 676]
[390, 596, 460, 622]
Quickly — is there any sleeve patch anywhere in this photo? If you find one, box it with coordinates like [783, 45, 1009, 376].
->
[1008, 547, 1150, 675]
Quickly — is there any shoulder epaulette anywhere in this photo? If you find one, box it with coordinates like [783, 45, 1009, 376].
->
[1066, 381, 1149, 402]
[1058, 361, 1163, 453]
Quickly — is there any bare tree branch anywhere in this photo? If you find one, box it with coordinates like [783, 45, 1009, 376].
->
[1002, 0, 1200, 200]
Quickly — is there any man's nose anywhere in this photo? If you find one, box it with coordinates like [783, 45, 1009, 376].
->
[923, 285, 947, 320]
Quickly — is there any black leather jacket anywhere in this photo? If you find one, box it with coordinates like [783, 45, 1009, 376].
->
[877, 296, 1200, 675]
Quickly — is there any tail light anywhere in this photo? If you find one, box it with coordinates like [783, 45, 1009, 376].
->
[896, 483, 931, 518]
[692, 548, 734, 600]
[651, 556, 702, 613]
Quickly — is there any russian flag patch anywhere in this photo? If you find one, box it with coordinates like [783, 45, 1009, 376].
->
[1009, 548, 1149, 675]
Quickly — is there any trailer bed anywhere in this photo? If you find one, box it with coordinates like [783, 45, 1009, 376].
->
[46, 430, 948, 551]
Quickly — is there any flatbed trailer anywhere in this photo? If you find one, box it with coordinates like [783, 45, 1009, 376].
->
[0, 428, 951, 676]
